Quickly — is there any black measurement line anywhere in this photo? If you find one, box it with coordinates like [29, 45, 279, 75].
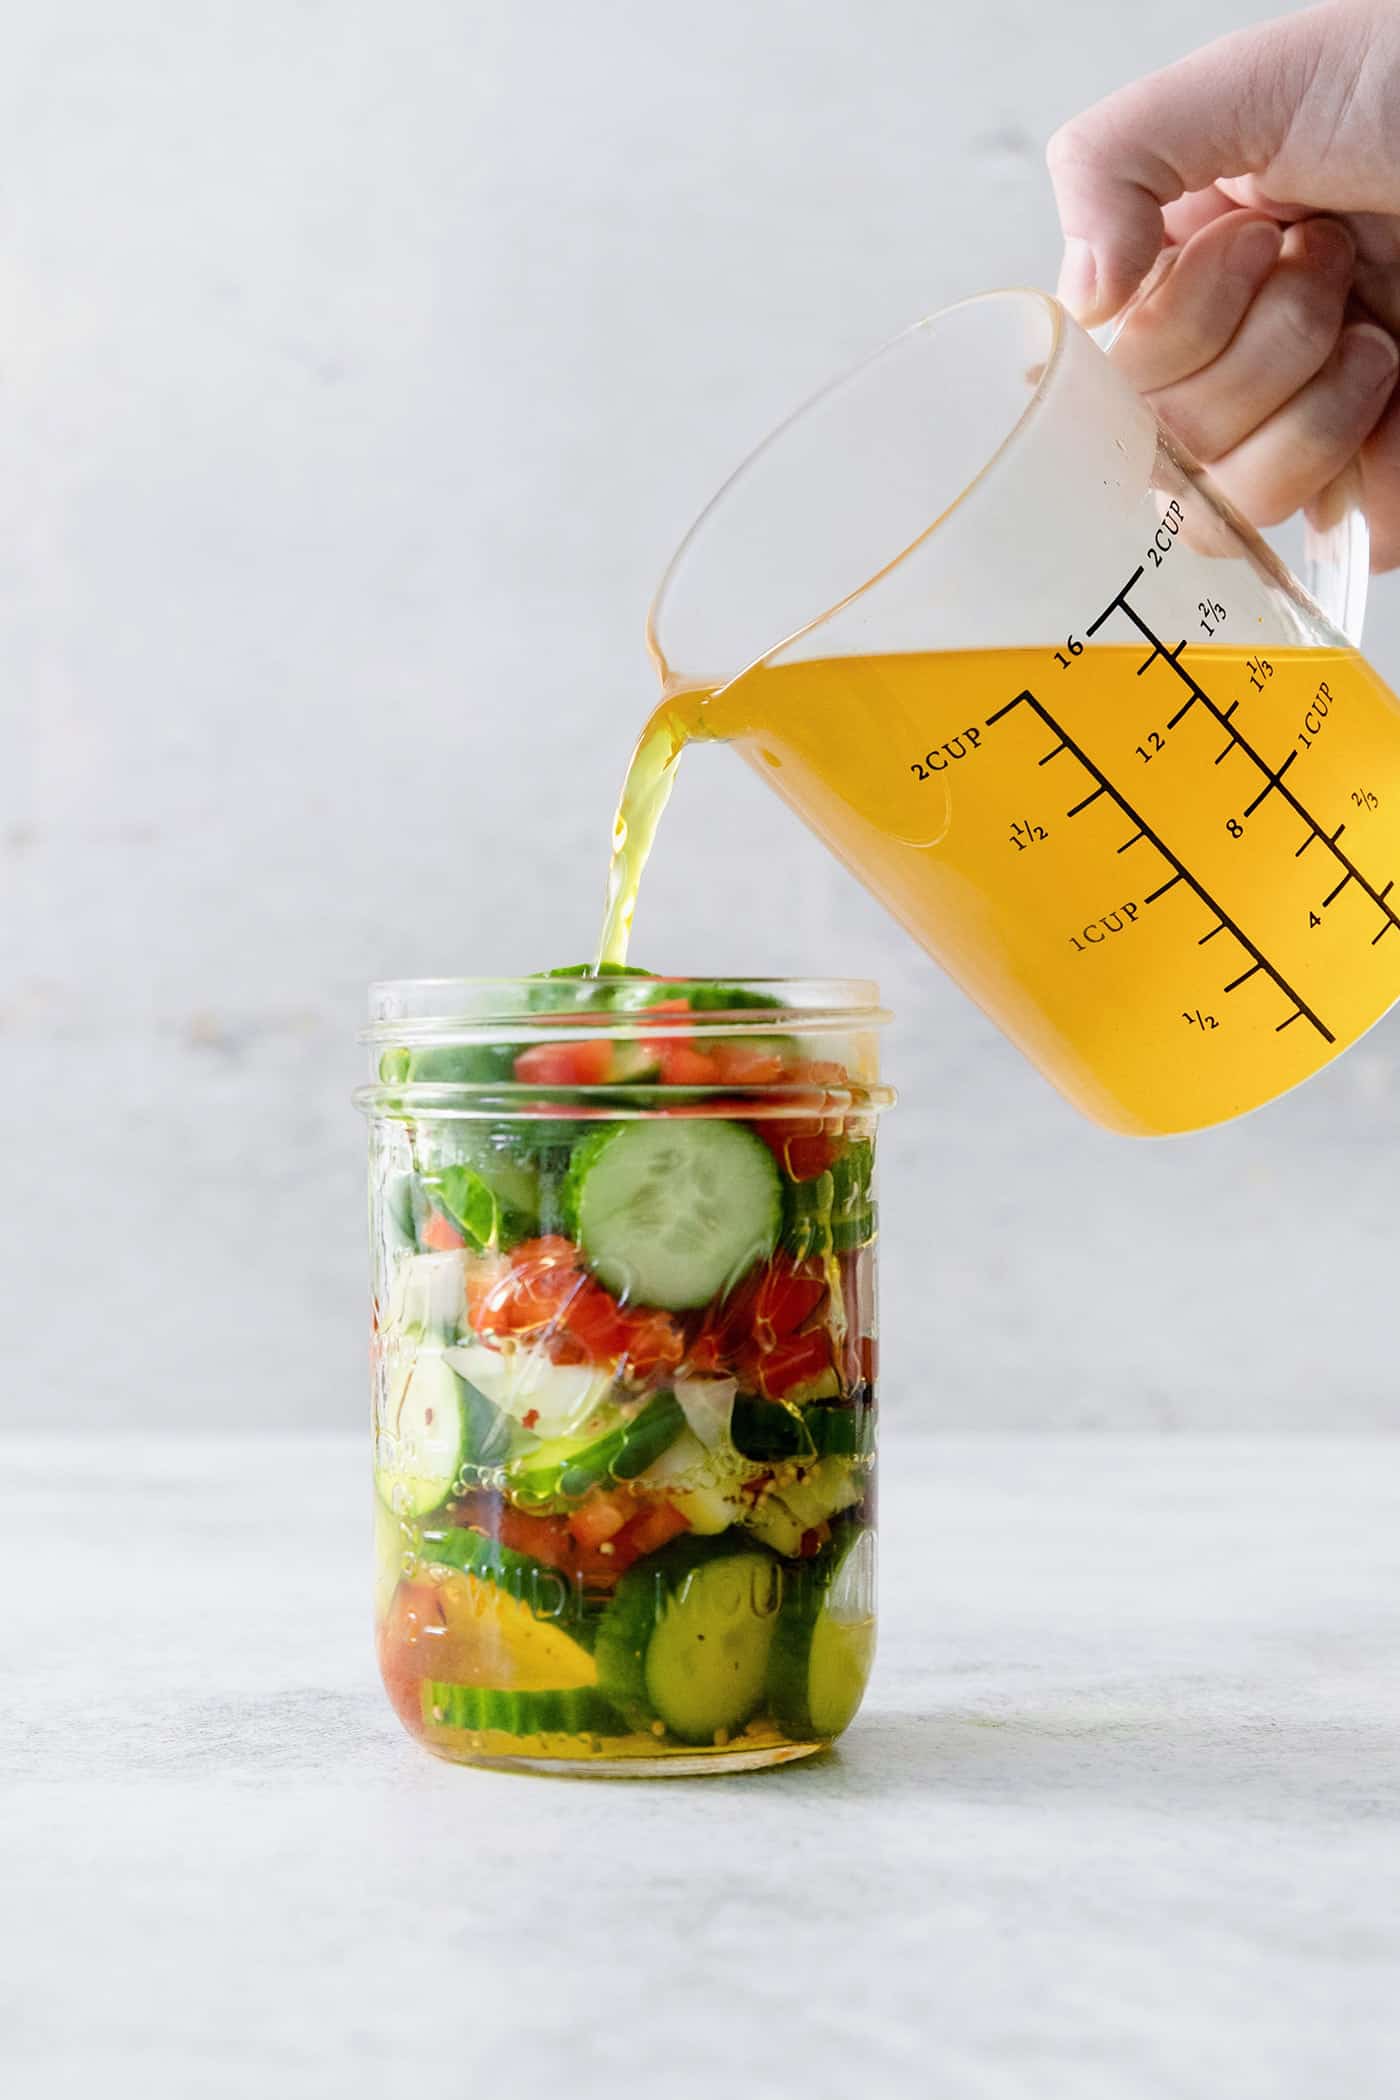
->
[1117, 831, 1147, 854]
[1323, 872, 1353, 908]
[1038, 744, 1067, 765]
[1213, 742, 1237, 766]
[1243, 778, 1278, 818]
[1199, 923, 1227, 945]
[1066, 785, 1108, 818]
[1144, 874, 1183, 905]
[1276, 1010, 1305, 1032]
[1224, 963, 1263, 994]
[985, 687, 1334, 1043]
[1382, 881, 1394, 901]
[1295, 832, 1317, 858]
[1086, 569, 1145, 636]
[1109, 593, 1400, 944]
[1372, 921, 1396, 946]
[1166, 694, 1197, 730]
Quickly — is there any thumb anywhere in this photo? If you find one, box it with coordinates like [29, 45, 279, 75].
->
[1047, 15, 1316, 324]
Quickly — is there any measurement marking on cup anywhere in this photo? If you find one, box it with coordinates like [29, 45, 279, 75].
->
[985, 685, 1333, 1041]
[1101, 583, 1400, 950]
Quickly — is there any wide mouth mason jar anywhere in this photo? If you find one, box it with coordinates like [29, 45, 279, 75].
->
[355, 974, 894, 1777]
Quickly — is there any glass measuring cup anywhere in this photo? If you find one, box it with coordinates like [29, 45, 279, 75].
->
[646, 290, 1400, 1135]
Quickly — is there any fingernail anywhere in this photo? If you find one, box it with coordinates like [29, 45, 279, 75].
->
[1057, 238, 1098, 319]
[1226, 218, 1282, 279]
[1299, 218, 1354, 272]
[1340, 321, 1399, 391]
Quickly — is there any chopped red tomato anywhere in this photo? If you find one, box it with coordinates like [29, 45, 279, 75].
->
[469, 1236, 685, 1376]
[773, 1128, 844, 1181]
[377, 1580, 451, 1733]
[567, 1490, 633, 1551]
[710, 1042, 787, 1087]
[747, 1059, 851, 1180]
[452, 1496, 629, 1585]
[655, 1043, 720, 1086]
[615, 1499, 691, 1559]
[513, 1038, 614, 1088]
[685, 1252, 829, 1381]
[747, 1328, 833, 1399]
[420, 1210, 465, 1253]
[750, 1255, 827, 1344]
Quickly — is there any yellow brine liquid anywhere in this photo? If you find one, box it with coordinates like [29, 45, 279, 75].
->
[599, 643, 1400, 1135]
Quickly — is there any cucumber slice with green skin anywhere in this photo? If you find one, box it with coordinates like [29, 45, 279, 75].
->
[595, 1535, 782, 1743]
[768, 1524, 877, 1740]
[506, 1388, 684, 1507]
[380, 1042, 521, 1087]
[565, 1119, 781, 1312]
[415, 1521, 594, 1640]
[683, 984, 786, 1013]
[375, 1356, 515, 1518]
[421, 1682, 621, 1737]
[741, 1456, 868, 1556]
[443, 1340, 616, 1438]
[384, 1170, 431, 1253]
[729, 1394, 877, 1464]
[782, 1142, 876, 1259]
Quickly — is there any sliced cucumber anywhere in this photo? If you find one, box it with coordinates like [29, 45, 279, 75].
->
[443, 1339, 615, 1438]
[381, 1042, 520, 1086]
[375, 1354, 514, 1518]
[730, 1393, 876, 1464]
[768, 1525, 877, 1739]
[564, 1119, 780, 1311]
[384, 1170, 431, 1253]
[506, 1388, 684, 1507]
[741, 1455, 868, 1557]
[595, 1536, 781, 1743]
[415, 1520, 593, 1641]
[782, 1140, 876, 1259]
[421, 1681, 620, 1736]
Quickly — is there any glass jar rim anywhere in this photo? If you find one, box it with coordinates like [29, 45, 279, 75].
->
[360, 975, 891, 1044]
[356, 975, 894, 1120]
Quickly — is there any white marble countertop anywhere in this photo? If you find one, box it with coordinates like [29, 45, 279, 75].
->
[3, 1433, 1398, 2099]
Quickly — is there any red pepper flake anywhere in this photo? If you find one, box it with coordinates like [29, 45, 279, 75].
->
[522, 1408, 540, 1430]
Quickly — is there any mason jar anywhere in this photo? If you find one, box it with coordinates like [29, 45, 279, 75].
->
[355, 974, 893, 1776]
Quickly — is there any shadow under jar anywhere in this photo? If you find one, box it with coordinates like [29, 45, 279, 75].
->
[355, 975, 894, 1776]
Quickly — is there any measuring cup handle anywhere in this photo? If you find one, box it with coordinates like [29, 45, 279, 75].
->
[1301, 459, 1369, 648]
[1093, 308, 1370, 650]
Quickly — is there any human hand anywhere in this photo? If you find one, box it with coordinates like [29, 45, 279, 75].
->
[1047, 1, 1400, 566]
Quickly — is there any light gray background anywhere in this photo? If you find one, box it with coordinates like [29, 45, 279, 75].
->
[4, 0, 1398, 1432]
